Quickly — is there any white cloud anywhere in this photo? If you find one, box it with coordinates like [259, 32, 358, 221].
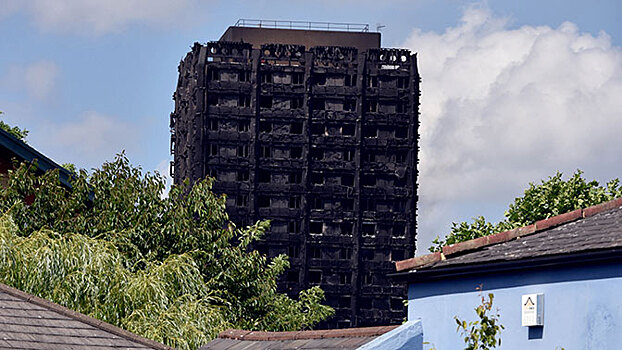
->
[31, 111, 140, 169]
[3, 61, 59, 100]
[403, 6, 622, 252]
[4, 0, 197, 35]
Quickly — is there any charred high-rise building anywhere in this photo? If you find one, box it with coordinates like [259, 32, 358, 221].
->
[171, 20, 419, 328]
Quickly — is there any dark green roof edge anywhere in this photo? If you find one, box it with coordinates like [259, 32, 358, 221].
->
[0, 127, 73, 188]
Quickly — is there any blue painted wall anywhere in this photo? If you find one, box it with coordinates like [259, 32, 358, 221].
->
[408, 261, 622, 349]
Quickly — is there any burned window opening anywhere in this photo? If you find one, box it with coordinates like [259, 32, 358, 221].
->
[208, 69, 219, 82]
[367, 76, 378, 88]
[365, 100, 378, 113]
[236, 194, 248, 207]
[258, 195, 271, 208]
[396, 101, 408, 113]
[290, 147, 303, 159]
[291, 96, 304, 109]
[395, 127, 408, 139]
[260, 96, 273, 109]
[290, 122, 303, 134]
[339, 248, 352, 260]
[310, 247, 322, 259]
[341, 198, 354, 210]
[341, 174, 354, 187]
[363, 272, 373, 285]
[288, 245, 300, 259]
[260, 146, 272, 158]
[397, 76, 409, 89]
[238, 120, 250, 132]
[391, 250, 404, 261]
[314, 74, 326, 86]
[287, 270, 299, 283]
[363, 223, 376, 236]
[261, 72, 273, 84]
[311, 124, 326, 136]
[288, 196, 301, 209]
[344, 74, 357, 87]
[309, 221, 323, 234]
[207, 119, 218, 131]
[391, 297, 403, 311]
[343, 149, 355, 161]
[239, 95, 251, 108]
[341, 124, 355, 136]
[393, 224, 406, 237]
[310, 197, 323, 210]
[258, 170, 271, 183]
[361, 174, 376, 187]
[363, 126, 378, 138]
[311, 98, 325, 110]
[237, 145, 249, 157]
[344, 99, 356, 112]
[339, 273, 352, 285]
[259, 121, 273, 133]
[237, 170, 249, 181]
[340, 222, 353, 235]
[395, 151, 408, 163]
[363, 152, 376, 163]
[310, 148, 324, 160]
[288, 221, 301, 234]
[239, 70, 251, 82]
[288, 171, 302, 184]
[208, 94, 219, 106]
[309, 270, 322, 284]
[310, 172, 324, 185]
[292, 72, 304, 85]
[207, 144, 219, 156]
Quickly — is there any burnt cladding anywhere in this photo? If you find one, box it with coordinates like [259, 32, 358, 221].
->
[171, 25, 419, 328]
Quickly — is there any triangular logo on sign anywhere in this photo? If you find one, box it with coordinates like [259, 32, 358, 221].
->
[524, 297, 535, 307]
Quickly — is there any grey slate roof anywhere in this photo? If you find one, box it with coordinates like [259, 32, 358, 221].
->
[200, 326, 398, 350]
[0, 283, 172, 350]
[422, 205, 622, 270]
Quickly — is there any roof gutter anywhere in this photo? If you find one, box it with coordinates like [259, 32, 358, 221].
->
[389, 248, 622, 283]
[0, 127, 73, 188]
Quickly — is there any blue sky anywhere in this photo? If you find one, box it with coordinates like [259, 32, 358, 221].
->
[1, 0, 620, 252]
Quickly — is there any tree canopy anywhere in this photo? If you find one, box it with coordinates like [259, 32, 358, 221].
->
[0, 154, 333, 350]
[0, 112, 29, 141]
[430, 170, 622, 252]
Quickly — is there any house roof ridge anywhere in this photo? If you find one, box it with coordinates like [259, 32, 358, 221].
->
[0, 282, 173, 350]
[395, 197, 622, 272]
[218, 325, 398, 341]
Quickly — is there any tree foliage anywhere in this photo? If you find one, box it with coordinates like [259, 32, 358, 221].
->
[430, 170, 622, 251]
[0, 154, 333, 349]
[455, 293, 504, 350]
[0, 111, 29, 141]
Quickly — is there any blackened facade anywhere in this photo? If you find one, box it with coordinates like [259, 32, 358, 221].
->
[171, 26, 419, 328]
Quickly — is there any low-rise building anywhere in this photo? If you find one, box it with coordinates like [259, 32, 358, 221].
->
[369, 197, 622, 349]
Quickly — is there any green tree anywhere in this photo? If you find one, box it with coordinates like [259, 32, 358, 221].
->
[0, 154, 333, 350]
[455, 293, 503, 350]
[0, 111, 29, 141]
[430, 170, 622, 252]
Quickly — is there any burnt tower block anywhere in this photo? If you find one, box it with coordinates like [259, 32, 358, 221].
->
[171, 24, 419, 328]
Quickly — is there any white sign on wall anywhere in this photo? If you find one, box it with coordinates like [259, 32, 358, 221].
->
[521, 293, 544, 326]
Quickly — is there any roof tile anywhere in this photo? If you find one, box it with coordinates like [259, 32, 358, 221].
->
[396, 197, 622, 272]
[0, 285, 171, 350]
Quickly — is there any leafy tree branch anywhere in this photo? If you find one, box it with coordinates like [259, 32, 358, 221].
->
[430, 170, 622, 251]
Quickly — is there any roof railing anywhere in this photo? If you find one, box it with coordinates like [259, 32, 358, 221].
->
[234, 19, 370, 32]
